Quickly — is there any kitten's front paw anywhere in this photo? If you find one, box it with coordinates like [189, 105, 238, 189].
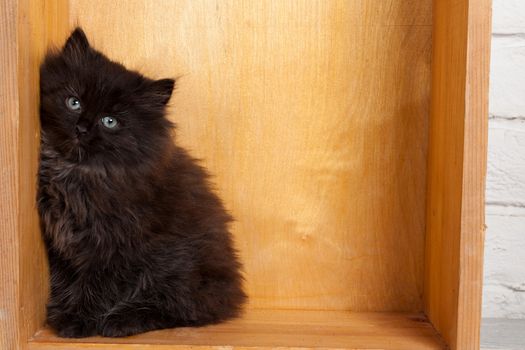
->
[98, 314, 141, 337]
[56, 319, 96, 338]
[98, 305, 171, 337]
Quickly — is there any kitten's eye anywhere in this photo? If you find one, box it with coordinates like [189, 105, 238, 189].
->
[101, 116, 118, 129]
[66, 96, 81, 111]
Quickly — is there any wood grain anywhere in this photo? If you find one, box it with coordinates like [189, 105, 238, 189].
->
[424, 0, 492, 349]
[69, 0, 432, 312]
[0, 1, 69, 349]
[29, 309, 446, 350]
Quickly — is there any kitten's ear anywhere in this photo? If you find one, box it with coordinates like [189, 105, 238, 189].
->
[63, 27, 90, 55]
[148, 79, 175, 105]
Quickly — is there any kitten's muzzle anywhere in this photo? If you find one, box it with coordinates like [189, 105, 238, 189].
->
[75, 124, 88, 136]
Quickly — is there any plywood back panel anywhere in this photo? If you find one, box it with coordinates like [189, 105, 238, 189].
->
[69, 0, 432, 311]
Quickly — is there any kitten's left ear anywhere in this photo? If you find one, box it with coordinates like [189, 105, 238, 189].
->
[63, 27, 90, 55]
[148, 79, 175, 105]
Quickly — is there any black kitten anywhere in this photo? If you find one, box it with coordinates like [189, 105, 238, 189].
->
[38, 28, 246, 338]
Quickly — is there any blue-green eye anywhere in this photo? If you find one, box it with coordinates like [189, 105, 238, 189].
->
[66, 96, 81, 111]
[101, 116, 118, 129]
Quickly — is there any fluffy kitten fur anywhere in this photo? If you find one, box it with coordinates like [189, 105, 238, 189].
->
[38, 28, 246, 338]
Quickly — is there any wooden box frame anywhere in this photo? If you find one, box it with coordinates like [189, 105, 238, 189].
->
[1, 0, 491, 349]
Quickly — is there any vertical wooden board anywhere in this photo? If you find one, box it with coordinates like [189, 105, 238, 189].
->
[425, 0, 491, 349]
[69, 0, 432, 311]
[457, 0, 491, 348]
[18, 0, 70, 345]
[1, 1, 21, 348]
[1, 0, 69, 348]
[425, 0, 469, 344]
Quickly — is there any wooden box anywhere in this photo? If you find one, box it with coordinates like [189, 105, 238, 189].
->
[0, 0, 491, 349]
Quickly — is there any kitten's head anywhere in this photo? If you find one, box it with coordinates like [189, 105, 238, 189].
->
[40, 28, 175, 164]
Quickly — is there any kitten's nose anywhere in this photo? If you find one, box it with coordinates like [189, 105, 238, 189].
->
[75, 124, 88, 136]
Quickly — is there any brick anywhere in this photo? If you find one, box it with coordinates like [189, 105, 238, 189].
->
[489, 36, 525, 117]
[486, 119, 525, 204]
[493, 0, 525, 34]
[483, 210, 525, 318]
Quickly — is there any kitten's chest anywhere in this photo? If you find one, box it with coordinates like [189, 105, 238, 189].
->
[42, 168, 89, 213]
[38, 157, 128, 227]
[38, 156, 147, 263]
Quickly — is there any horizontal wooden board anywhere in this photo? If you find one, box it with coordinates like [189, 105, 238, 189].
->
[29, 310, 445, 349]
[69, 0, 433, 312]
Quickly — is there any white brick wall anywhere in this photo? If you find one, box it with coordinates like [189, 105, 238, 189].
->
[483, 0, 525, 319]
